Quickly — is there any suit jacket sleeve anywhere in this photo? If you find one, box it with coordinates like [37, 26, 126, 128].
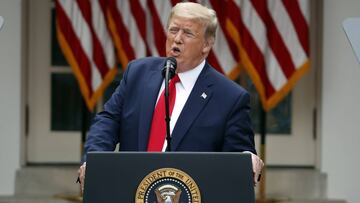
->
[83, 61, 132, 161]
[222, 90, 256, 153]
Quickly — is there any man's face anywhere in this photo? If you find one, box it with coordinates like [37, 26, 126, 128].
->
[166, 16, 212, 72]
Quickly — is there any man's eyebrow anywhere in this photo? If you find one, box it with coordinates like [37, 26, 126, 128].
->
[183, 28, 192, 32]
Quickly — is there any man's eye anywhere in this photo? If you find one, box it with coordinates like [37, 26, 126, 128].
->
[169, 28, 179, 34]
[185, 31, 195, 38]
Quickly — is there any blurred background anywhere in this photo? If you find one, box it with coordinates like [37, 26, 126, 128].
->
[0, 0, 359, 202]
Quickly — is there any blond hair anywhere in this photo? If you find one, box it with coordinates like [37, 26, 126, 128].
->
[167, 2, 218, 40]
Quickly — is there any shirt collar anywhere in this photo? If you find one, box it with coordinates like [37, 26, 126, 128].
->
[177, 60, 205, 91]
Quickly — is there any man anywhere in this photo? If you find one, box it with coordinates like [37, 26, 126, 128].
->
[78, 2, 263, 190]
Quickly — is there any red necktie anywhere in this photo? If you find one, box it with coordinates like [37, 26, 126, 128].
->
[147, 74, 180, 151]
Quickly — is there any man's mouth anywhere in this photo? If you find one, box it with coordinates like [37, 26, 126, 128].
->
[171, 47, 181, 56]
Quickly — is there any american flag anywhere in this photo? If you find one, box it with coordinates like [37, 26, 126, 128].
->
[56, 0, 309, 111]
[55, 0, 118, 110]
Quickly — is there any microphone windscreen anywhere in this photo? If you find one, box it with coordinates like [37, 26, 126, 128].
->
[167, 57, 177, 70]
[162, 57, 177, 79]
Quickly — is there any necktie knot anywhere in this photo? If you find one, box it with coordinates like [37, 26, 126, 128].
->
[171, 74, 180, 84]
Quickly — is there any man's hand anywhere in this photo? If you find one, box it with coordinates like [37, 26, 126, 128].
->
[77, 162, 86, 193]
[244, 152, 264, 186]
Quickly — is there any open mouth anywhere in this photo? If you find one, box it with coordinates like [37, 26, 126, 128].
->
[171, 47, 181, 56]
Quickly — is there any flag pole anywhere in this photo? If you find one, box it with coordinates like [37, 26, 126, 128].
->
[257, 105, 267, 202]
[80, 98, 89, 161]
[256, 106, 290, 203]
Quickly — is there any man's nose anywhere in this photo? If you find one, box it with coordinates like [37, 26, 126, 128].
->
[174, 31, 183, 44]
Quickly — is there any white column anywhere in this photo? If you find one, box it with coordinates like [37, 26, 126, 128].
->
[0, 0, 24, 195]
[321, 0, 360, 202]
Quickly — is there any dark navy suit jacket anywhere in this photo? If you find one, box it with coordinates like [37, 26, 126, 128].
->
[84, 57, 256, 159]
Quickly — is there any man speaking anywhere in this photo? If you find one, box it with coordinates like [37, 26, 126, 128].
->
[78, 2, 263, 190]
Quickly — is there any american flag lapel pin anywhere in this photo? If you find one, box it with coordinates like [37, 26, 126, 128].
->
[201, 92, 207, 99]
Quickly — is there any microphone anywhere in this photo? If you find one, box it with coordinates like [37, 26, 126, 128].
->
[162, 57, 177, 79]
[162, 57, 177, 151]
[0, 16, 4, 31]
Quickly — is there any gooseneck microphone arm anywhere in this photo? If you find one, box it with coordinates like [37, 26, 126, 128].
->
[164, 66, 171, 151]
[162, 57, 177, 152]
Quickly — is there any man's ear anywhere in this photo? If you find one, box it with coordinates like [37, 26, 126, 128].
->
[202, 37, 214, 54]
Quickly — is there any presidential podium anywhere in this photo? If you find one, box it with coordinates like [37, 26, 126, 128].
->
[83, 152, 255, 203]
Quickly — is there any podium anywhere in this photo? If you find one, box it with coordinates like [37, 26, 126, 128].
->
[83, 152, 255, 203]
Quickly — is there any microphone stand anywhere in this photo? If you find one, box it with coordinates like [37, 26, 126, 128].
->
[164, 66, 172, 151]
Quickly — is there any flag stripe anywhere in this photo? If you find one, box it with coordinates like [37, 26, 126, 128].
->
[147, 0, 166, 56]
[129, 0, 151, 55]
[56, 0, 118, 110]
[268, 0, 307, 69]
[251, 0, 296, 79]
[207, 50, 224, 74]
[212, 27, 237, 75]
[116, 0, 147, 58]
[129, 0, 147, 43]
[209, 0, 240, 62]
[264, 50, 287, 90]
[170, 0, 181, 6]
[234, 0, 266, 52]
[106, 1, 130, 67]
[298, 0, 310, 23]
[95, 0, 116, 69]
[230, 0, 276, 97]
[73, 0, 102, 90]
[282, 0, 310, 56]
[56, 0, 93, 94]
[76, 0, 109, 80]
[107, 0, 136, 63]
[206, 5, 237, 75]
[154, 1, 172, 29]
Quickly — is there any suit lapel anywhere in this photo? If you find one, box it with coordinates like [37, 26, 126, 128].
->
[171, 63, 214, 150]
[138, 67, 163, 151]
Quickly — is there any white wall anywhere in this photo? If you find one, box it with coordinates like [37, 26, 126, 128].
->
[321, 1, 360, 203]
[0, 0, 23, 195]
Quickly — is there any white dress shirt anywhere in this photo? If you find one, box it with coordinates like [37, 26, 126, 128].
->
[154, 60, 206, 151]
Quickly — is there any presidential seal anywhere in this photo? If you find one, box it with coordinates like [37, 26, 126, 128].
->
[135, 168, 201, 203]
